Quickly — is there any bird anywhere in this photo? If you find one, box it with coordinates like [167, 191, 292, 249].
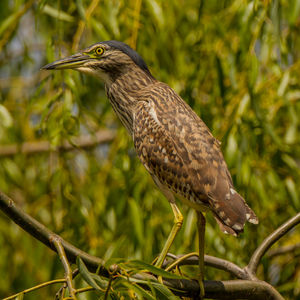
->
[42, 40, 258, 297]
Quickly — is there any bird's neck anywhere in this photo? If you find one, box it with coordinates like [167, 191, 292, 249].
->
[105, 67, 156, 134]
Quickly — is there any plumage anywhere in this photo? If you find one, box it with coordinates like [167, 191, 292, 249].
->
[43, 41, 259, 297]
[132, 82, 258, 236]
[42, 40, 258, 236]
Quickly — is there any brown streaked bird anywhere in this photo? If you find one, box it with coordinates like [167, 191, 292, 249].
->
[42, 40, 258, 297]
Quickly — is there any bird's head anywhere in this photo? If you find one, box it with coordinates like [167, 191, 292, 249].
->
[42, 40, 153, 84]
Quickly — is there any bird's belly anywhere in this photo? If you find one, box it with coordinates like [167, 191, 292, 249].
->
[152, 172, 210, 212]
[177, 192, 210, 212]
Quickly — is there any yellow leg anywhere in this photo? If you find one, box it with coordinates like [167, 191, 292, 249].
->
[155, 202, 183, 267]
[197, 211, 206, 299]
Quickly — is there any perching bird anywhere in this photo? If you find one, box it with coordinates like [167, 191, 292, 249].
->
[42, 40, 258, 296]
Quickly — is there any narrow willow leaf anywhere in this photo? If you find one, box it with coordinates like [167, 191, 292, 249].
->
[77, 257, 106, 291]
[0, 104, 13, 127]
[15, 293, 24, 300]
[144, 0, 164, 27]
[129, 198, 144, 246]
[41, 4, 75, 22]
[121, 281, 156, 300]
[278, 71, 290, 97]
[127, 278, 180, 300]
[285, 178, 299, 209]
[151, 282, 181, 300]
[122, 260, 187, 279]
[0, 11, 20, 37]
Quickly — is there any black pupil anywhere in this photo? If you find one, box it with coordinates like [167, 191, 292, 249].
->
[97, 48, 102, 54]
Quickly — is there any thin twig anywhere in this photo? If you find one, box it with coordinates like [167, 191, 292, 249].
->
[165, 252, 199, 272]
[52, 236, 77, 299]
[56, 269, 79, 299]
[0, 130, 115, 157]
[247, 213, 300, 275]
[75, 286, 95, 294]
[0, 190, 105, 272]
[167, 253, 248, 280]
[3, 279, 66, 300]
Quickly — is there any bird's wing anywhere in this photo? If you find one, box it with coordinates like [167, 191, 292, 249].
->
[133, 82, 258, 235]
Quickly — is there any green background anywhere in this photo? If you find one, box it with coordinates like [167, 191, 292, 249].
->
[0, 0, 299, 299]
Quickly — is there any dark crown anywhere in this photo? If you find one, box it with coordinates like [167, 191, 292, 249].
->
[102, 40, 153, 77]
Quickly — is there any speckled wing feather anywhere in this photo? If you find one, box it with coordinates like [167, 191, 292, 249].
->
[133, 82, 258, 235]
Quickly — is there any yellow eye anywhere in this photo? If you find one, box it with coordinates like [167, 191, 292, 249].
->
[95, 47, 104, 56]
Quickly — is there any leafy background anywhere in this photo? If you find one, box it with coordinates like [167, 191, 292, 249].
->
[0, 0, 299, 299]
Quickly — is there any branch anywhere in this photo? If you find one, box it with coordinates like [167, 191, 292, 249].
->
[267, 242, 300, 258]
[0, 190, 105, 272]
[163, 253, 249, 280]
[0, 190, 287, 299]
[133, 271, 284, 299]
[162, 279, 284, 300]
[0, 130, 115, 157]
[247, 213, 300, 275]
[52, 237, 77, 299]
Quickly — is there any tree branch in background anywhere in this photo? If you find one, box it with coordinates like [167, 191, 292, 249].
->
[267, 242, 300, 258]
[0, 190, 105, 272]
[0, 190, 295, 299]
[0, 129, 115, 157]
[247, 212, 300, 275]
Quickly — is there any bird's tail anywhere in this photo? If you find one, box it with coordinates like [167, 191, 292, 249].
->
[212, 190, 258, 236]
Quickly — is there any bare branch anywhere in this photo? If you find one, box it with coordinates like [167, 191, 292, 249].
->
[267, 242, 300, 258]
[163, 253, 248, 280]
[52, 237, 77, 299]
[197, 280, 283, 300]
[0, 130, 115, 157]
[247, 213, 300, 275]
[134, 272, 284, 300]
[0, 190, 105, 272]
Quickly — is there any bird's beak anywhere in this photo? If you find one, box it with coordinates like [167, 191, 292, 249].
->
[41, 52, 91, 70]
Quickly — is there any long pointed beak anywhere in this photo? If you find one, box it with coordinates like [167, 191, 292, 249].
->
[41, 53, 91, 70]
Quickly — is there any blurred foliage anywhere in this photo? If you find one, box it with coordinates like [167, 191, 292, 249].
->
[0, 0, 299, 299]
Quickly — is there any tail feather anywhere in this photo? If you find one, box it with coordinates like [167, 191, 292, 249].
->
[245, 203, 259, 224]
[211, 189, 258, 236]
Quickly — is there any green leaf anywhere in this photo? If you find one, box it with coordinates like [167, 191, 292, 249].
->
[41, 4, 75, 22]
[0, 104, 13, 127]
[77, 257, 107, 291]
[120, 260, 187, 280]
[127, 277, 180, 300]
[129, 198, 144, 246]
[121, 280, 156, 300]
[151, 282, 181, 300]
[15, 293, 24, 300]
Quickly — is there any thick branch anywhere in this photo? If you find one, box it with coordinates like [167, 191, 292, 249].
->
[247, 213, 300, 275]
[0, 191, 105, 272]
[0, 130, 115, 157]
[163, 279, 284, 299]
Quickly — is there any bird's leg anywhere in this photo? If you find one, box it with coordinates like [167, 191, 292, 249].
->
[155, 200, 183, 268]
[197, 211, 206, 299]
